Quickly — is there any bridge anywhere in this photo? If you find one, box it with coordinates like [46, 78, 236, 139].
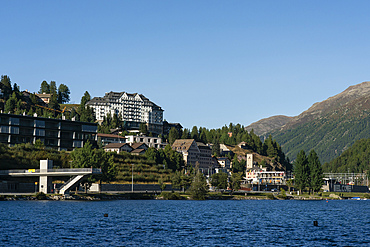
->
[0, 160, 101, 195]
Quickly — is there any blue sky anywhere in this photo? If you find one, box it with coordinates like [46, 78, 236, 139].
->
[1, 1, 370, 129]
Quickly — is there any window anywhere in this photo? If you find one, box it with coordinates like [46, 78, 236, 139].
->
[35, 129, 45, 136]
[9, 117, 19, 125]
[0, 126, 9, 133]
[35, 120, 45, 128]
[82, 125, 97, 132]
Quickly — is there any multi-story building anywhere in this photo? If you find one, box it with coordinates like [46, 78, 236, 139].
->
[125, 135, 164, 149]
[0, 113, 97, 151]
[172, 139, 213, 169]
[86, 91, 164, 135]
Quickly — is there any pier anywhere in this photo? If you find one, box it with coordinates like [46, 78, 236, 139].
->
[0, 160, 101, 195]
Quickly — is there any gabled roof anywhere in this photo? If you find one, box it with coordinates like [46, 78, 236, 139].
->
[131, 148, 146, 154]
[131, 143, 149, 150]
[97, 133, 126, 139]
[104, 143, 131, 149]
[172, 139, 197, 151]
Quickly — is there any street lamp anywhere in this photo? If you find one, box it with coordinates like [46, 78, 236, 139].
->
[132, 163, 134, 192]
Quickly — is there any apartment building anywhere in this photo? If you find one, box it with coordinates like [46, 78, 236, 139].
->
[0, 113, 97, 151]
[125, 135, 164, 149]
[86, 91, 164, 134]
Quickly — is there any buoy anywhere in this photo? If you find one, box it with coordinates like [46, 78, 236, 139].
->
[104, 213, 108, 217]
[313, 221, 318, 226]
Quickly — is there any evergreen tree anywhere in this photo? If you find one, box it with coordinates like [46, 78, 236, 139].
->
[38, 80, 50, 94]
[191, 126, 199, 141]
[308, 149, 323, 194]
[4, 92, 17, 113]
[210, 172, 228, 190]
[188, 164, 208, 200]
[212, 138, 221, 156]
[294, 150, 310, 194]
[57, 84, 70, 104]
[0, 75, 13, 100]
[168, 127, 180, 145]
[181, 128, 190, 139]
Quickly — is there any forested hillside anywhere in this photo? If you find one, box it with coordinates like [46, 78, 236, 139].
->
[262, 81, 370, 163]
[322, 138, 370, 174]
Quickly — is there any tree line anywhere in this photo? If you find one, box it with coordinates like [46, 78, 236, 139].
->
[0, 75, 95, 122]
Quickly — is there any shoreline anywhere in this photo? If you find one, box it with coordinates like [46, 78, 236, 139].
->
[0, 192, 366, 201]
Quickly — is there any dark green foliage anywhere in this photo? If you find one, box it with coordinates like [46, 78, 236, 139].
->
[1, 75, 13, 100]
[168, 127, 180, 145]
[268, 112, 370, 164]
[159, 191, 182, 200]
[308, 150, 323, 193]
[230, 172, 243, 191]
[39, 80, 50, 94]
[0, 143, 70, 170]
[210, 172, 228, 190]
[57, 84, 70, 104]
[322, 138, 370, 174]
[70, 141, 117, 184]
[35, 192, 47, 200]
[293, 150, 310, 193]
[188, 169, 208, 200]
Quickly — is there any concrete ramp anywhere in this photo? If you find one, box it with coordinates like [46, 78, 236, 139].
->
[58, 175, 85, 195]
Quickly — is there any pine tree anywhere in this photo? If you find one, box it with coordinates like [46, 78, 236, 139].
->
[188, 164, 208, 200]
[38, 80, 50, 94]
[308, 149, 323, 194]
[294, 150, 310, 194]
[168, 127, 179, 145]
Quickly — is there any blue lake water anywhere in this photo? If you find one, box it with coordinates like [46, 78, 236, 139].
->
[0, 199, 370, 246]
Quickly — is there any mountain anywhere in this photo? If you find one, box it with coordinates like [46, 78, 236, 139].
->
[247, 81, 370, 164]
[245, 115, 293, 136]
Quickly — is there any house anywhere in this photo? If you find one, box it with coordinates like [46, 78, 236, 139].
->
[131, 149, 146, 156]
[125, 135, 164, 149]
[104, 143, 133, 153]
[97, 133, 126, 146]
[35, 93, 52, 104]
[220, 144, 233, 156]
[217, 157, 231, 170]
[130, 142, 149, 151]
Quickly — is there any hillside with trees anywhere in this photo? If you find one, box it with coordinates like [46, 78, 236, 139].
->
[322, 138, 370, 175]
[257, 81, 370, 163]
[0, 75, 95, 122]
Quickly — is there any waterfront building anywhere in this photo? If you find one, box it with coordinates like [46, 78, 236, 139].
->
[86, 91, 164, 135]
[0, 113, 97, 151]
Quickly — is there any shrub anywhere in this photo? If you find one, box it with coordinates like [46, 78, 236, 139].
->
[266, 193, 275, 200]
[35, 192, 47, 200]
[159, 192, 182, 200]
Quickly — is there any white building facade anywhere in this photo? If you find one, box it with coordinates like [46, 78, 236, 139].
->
[86, 92, 164, 132]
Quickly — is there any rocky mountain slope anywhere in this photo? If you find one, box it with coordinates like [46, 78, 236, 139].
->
[245, 115, 293, 136]
[246, 81, 370, 163]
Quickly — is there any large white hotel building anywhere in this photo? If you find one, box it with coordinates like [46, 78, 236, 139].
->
[86, 91, 164, 135]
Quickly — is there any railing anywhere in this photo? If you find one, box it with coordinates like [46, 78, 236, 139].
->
[0, 167, 101, 175]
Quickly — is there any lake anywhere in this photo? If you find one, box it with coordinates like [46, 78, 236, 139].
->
[0, 199, 369, 246]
